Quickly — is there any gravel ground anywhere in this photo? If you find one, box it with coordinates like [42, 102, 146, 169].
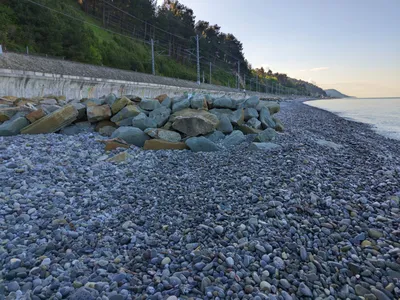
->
[1, 100, 399, 300]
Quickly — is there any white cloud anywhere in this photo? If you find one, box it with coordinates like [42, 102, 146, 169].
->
[310, 67, 330, 72]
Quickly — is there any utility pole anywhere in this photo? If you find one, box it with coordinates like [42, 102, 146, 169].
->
[196, 35, 200, 85]
[203, 71, 205, 83]
[244, 74, 246, 90]
[102, 0, 106, 28]
[151, 39, 155, 76]
[209, 62, 212, 85]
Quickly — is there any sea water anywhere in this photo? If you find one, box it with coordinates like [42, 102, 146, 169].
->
[305, 98, 400, 140]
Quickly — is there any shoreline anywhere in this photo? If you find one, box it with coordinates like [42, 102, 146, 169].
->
[303, 98, 400, 142]
[1, 100, 399, 299]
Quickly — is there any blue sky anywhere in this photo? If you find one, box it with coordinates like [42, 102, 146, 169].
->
[156, 0, 400, 97]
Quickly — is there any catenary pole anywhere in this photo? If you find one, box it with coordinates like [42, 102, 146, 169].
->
[151, 39, 155, 75]
[196, 35, 200, 85]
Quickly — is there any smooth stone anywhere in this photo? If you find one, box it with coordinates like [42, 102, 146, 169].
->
[185, 136, 220, 152]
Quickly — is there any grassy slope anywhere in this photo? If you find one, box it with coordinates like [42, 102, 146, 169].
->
[55, 0, 236, 87]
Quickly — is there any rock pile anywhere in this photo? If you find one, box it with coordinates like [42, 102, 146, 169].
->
[0, 94, 284, 152]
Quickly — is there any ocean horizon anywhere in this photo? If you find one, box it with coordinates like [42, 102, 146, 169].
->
[305, 97, 400, 141]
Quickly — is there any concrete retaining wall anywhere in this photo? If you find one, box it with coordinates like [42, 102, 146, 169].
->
[0, 68, 278, 100]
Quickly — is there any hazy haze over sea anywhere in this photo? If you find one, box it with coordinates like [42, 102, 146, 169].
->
[305, 98, 400, 141]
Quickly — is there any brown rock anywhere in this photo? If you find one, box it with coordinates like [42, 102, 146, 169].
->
[155, 94, 168, 103]
[95, 120, 117, 132]
[87, 105, 112, 122]
[26, 109, 46, 123]
[111, 96, 132, 115]
[107, 151, 131, 163]
[170, 109, 219, 137]
[143, 139, 188, 150]
[99, 138, 130, 151]
[21, 105, 78, 134]
[0, 96, 18, 105]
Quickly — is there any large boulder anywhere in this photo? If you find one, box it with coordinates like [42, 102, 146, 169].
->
[185, 136, 221, 152]
[83, 98, 105, 107]
[250, 142, 282, 151]
[223, 130, 246, 147]
[143, 139, 188, 150]
[206, 131, 225, 143]
[40, 104, 62, 114]
[105, 93, 117, 106]
[144, 128, 181, 142]
[263, 101, 280, 114]
[243, 96, 260, 108]
[111, 96, 132, 114]
[247, 117, 262, 129]
[259, 107, 276, 129]
[111, 105, 141, 124]
[95, 120, 117, 132]
[21, 105, 78, 134]
[0, 116, 29, 136]
[155, 94, 169, 102]
[131, 113, 157, 130]
[116, 117, 135, 126]
[139, 99, 161, 111]
[26, 109, 46, 123]
[171, 109, 219, 137]
[172, 98, 190, 113]
[71, 103, 86, 120]
[237, 125, 262, 135]
[213, 97, 236, 109]
[60, 122, 93, 135]
[229, 109, 245, 126]
[149, 107, 171, 127]
[244, 108, 259, 121]
[273, 117, 284, 132]
[205, 95, 213, 108]
[111, 127, 150, 147]
[40, 98, 58, 105]
[99, 126, 116, 137]
[217, 114, 233, 134]
[190, 94, 208, 110]
[0, 108, 17, 122]
[87, 105, 111, 123]
[209, 108, 234, 117]
[255, 128, 277, 142]
[161, 97, 172, 109]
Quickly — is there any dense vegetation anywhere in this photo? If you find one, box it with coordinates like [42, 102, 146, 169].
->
[0, 0, 326, 96]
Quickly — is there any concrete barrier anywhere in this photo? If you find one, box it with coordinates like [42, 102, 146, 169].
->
[0, 68, 279, 100]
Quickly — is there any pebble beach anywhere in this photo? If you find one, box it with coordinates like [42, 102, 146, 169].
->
[1, 100, 399, 300]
